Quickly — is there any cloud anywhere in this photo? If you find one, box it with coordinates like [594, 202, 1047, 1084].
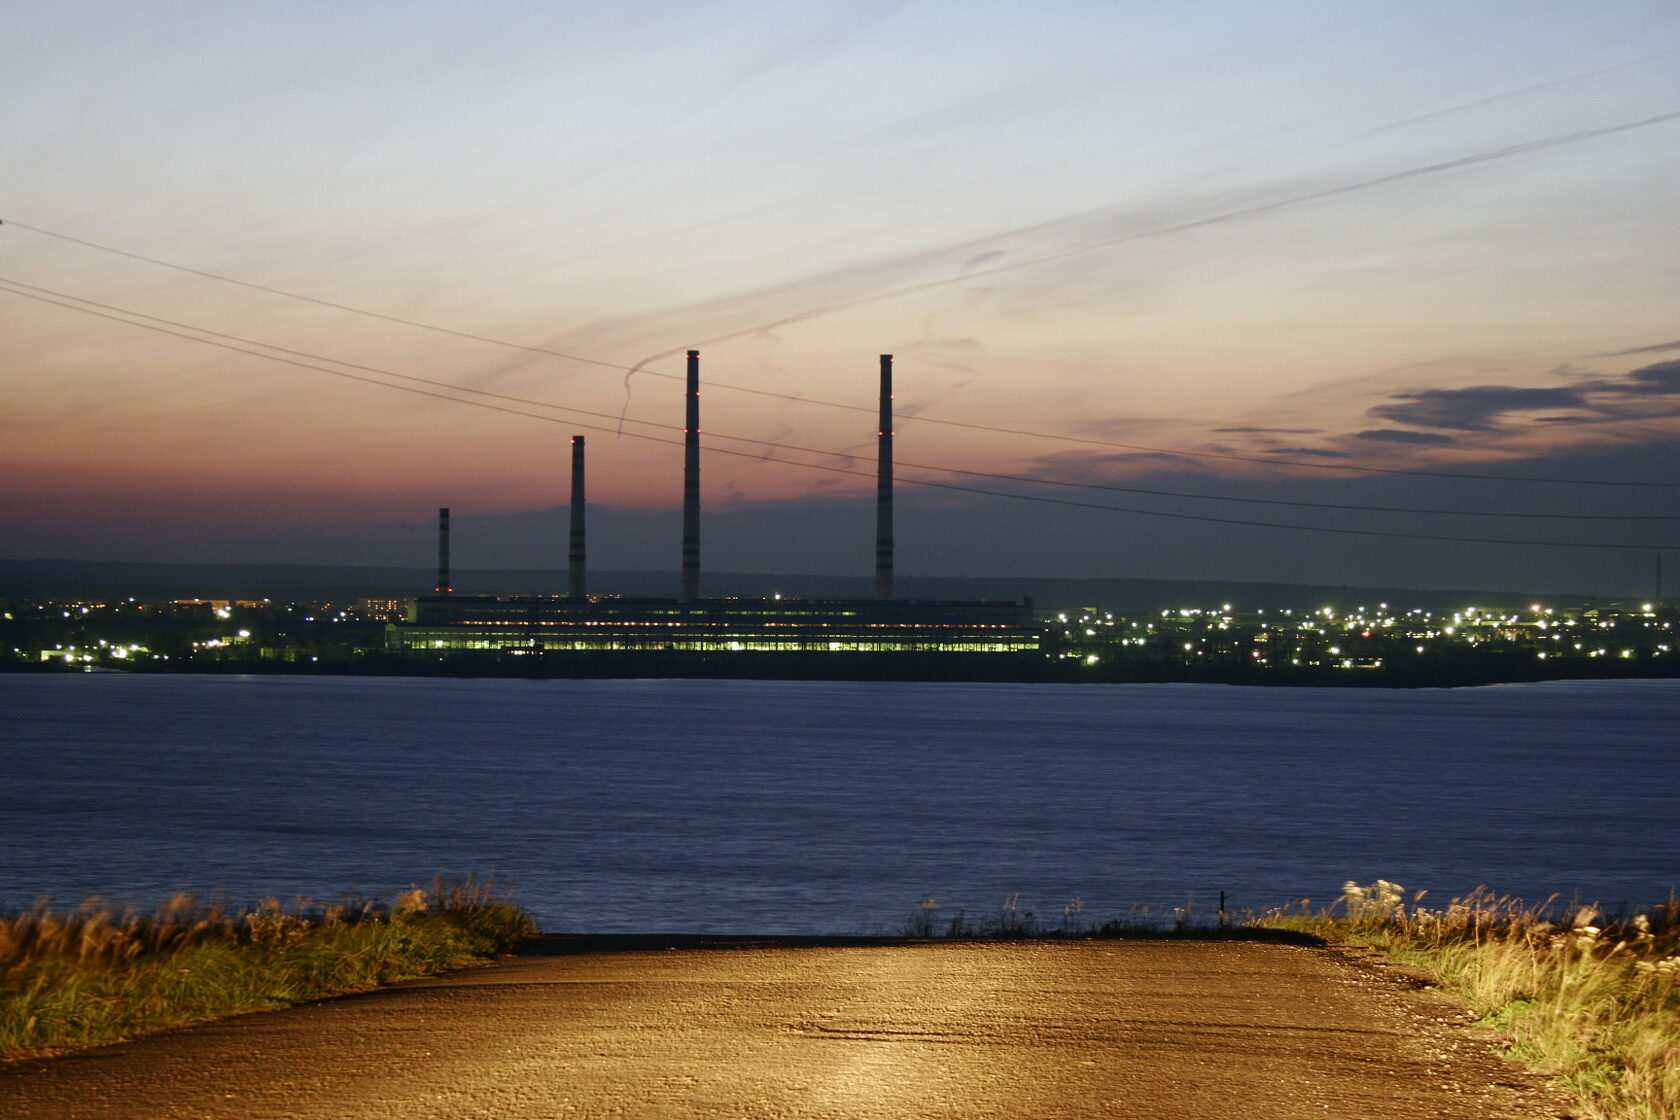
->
[1354, 429, 1457, 446]
[1368, 386, 1585, 431]
[717, 1, 909, 95]
[1609, 359, 1680, 396]
[1022, 448, 1190, 478]
[1359, 52, 1677, 140]
[1593, 340, 1680, 358]
[1211, 426, 1322, 434]
[1066, 413, 1184, 442]
[1263, 447, 1350, 458]
[900, 337, 986, 381]
[1365, 360, 1680, 441]
[585, 110, 1680, 375]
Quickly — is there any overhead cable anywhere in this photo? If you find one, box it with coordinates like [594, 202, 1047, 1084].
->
[7, 217, 1678, 488]
[2, 278, 1673, 552]
[5, 274, 1676, 523]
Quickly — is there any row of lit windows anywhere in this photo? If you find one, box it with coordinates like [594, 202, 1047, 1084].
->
[431, 619, 1021, 631]
[399, 637, 1037, 653]
[423, 608, 870, 620]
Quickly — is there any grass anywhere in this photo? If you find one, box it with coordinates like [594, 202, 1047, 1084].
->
[16, 873, 1672, 1117]
[901, 892, 1318, 942]
[0, 874, 538, 1060]
[1257, 880, 1680, 1120]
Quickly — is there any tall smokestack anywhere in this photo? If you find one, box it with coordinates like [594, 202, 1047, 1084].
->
[436, 507, 451, 594]
[569, 436, 586, 599]
[681, 349, 701, 602]
[875, 354, 894, 601]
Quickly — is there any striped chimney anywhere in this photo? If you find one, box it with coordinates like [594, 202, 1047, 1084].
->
[875, 354, 894, 601]
[435, 507, 451, 594]
[569, 436, 586, 599]
[681, 350, 701, 602]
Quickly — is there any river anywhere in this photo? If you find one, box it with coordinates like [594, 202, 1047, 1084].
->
[2, 674, 1674, 931]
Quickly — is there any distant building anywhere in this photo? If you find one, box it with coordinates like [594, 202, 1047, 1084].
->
[386, 595, 1039, 655]
[387, 356, 1043, 665]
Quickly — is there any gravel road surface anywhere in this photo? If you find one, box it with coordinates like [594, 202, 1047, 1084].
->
[0, 937, 1572, 1119]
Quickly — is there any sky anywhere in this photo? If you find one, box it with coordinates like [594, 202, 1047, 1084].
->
[3, 0, 1679, 597]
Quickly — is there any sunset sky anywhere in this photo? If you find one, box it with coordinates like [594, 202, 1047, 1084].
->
[4, 1, 1678, 595]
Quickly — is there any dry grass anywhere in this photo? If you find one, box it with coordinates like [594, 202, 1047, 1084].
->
[1258, 881, 1680, 1120]
[0, 874, 538, 1059]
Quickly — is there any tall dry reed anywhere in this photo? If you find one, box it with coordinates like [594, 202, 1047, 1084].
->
[1261, 881, 1680, 1120]
[1, 875, 537, 1059]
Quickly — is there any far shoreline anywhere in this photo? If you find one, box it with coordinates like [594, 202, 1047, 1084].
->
[7, 654, 1680, 689]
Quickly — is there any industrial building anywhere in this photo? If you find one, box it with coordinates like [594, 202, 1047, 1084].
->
[391, 595, 1037, 655]
[385, 352, 1041, 663]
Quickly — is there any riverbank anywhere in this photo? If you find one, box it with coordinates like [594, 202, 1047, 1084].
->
[11, 652, 1680, 687]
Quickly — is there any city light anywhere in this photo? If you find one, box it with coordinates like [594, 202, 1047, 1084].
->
[4, 595, 1675, 679]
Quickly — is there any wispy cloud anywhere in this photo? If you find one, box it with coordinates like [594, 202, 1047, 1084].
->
[1263, 447, 1350, 458]
[1025, 448, 1192, 476]
[715, 0, 909, 96]
[592, 109, 1680, 376]
[1212, 426, 1322, 435]
[1359, 51, 1677, 139]
[1355, 428, 1458, 445]
[1593, 340, 1680, 358]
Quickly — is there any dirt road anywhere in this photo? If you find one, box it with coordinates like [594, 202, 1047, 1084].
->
[0, 937, 1570, 1119]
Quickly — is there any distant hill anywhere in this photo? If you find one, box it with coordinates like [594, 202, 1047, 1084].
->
[0, 557, 1609, 612]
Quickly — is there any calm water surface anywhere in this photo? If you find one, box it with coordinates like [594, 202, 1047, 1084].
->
[1, 675, 1675, 931]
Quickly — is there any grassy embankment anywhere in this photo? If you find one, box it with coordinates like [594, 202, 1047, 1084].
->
[0, 876, 537, 1059]
[1258, 880, 1679, 1120]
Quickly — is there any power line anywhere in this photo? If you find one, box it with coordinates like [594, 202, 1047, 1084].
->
[0, 275, 676, 436]
[896, 475, 1673, 552]
[1, 220, 658, 380]
[899, 459, 1680, 521]
[2, 278, 1673, 552]
[7, 216, 1677, 488]
[671, 112, 1680, 358]
[5, 274, 1675, 523]
[0, 279, 650, 432]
